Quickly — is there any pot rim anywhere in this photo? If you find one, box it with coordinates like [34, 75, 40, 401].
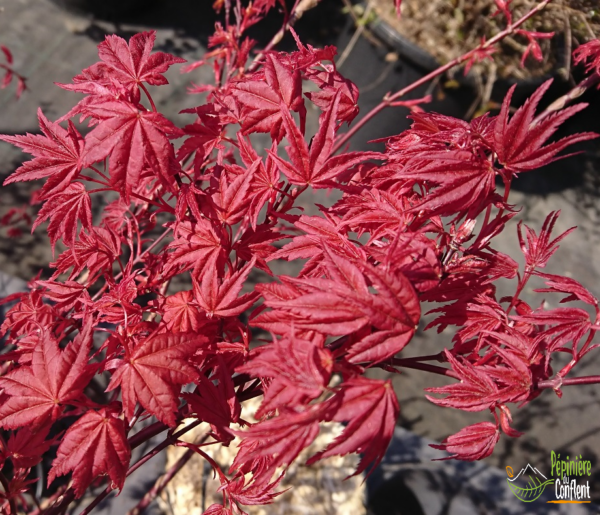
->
[364, 6, 563, 89]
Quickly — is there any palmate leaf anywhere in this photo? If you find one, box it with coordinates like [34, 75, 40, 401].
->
[193, 258, 259, 318]
[33, 181, 92, 251]
[431, 422, 499, 461]
[48, 408, 131, 499]
[399, 152, 496, 218]
[307, 377, 399, 476]
[257, 246, 419, 363]
[426, 349, 499, 411]
[269, 91, 381, 187]
[62, 31, 185, 99]
[106, 332, 206, 426]
[493, 79, 597, 173]
[0, 322, 96, 430]
[82, 99, 183, 200]
[231, 53, 305, 141]
[232, 404, 326, 474]
[166, 219, 226, 278]
[1, 109, 84, 199]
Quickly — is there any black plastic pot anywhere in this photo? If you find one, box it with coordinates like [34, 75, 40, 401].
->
[336, 8, 600, 194]
[333, 10, 476, 152]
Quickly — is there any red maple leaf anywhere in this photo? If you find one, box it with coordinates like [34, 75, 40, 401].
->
[534, 271, 598, 307]
[0, 290, 55, 339]
[399, 151, 497, 217]
[33, 181, 93, 251]
[492, 79, 597, 173]
[237, 332, 332, 415]
[431, 421, 499, 461]
[305, 67, 360, 124]
[425, 349, 499, 412]
[166, 219, 226, 278]
[517, 211, 574, 271]
[36, 278, 89, 311]
[0, 322, 96, 429]
[184, 363, 240, 440]
[82, 99, 183, 200]
[269, 213, 360, 272]
[269, 91, 381, 187]
[257, 247, 419, 362]
[66, 31, 185, 98]
[48, 408, 131, 498]
[192, 258, 259, 318]
[6, 424, 54, 469]
[230, 53, 305, 141]
[224, 473, 285, 508]
[106, 332, 205, 426]
[162, 290, 207, 332]
[307, 377, 399, 476]
[573, 39, 600, 77]
[50, 227, 121, 280]
[209, 164, 255, 225]
[233, 404, 326, 474]
[512, 307, 592, 353]
[1, 109, 83, 199]
[176, 104, 226, 173]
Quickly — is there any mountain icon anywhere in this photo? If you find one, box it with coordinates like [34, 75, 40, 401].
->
[507, 463, 553, 502]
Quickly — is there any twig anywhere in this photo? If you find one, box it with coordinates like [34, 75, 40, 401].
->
[536, 375, 600, 390]
[332, 0, 553, 153]
[340, 0, 382, 47]
[128, 449, 195, 515]
[90, 226, 172, 302]
[247, 0, 319, 73]
[74, 420, 203, 515]
[532, 72, 600, 127]
[389, 358, 460, 379]
[337, 0, 375, 69]
[127, 437, 206, 515]
[560, 0, 572, 80]
[0, 470, 17, 515]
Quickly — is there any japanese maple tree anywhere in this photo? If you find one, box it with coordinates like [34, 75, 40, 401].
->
[1, 0, 600, 513]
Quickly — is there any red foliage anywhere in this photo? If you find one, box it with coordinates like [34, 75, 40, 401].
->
[0, 3, 599, 514]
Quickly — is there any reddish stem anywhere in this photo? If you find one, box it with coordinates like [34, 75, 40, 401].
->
[127, 448, 196, 515]
[0, 470, 17, 515]
[246, 0, 297, 73]
[332, 0, 552, 153]
[91, 227, 173, 302]
[139, 83, 157, 112]
[128, 191, 175, 213]
[127, 430, 211, 515]
[90, 166, 110, 183]
[536, 375, 600, 390]
[48, 420, 202, 515]
[389, 358, 460, 379]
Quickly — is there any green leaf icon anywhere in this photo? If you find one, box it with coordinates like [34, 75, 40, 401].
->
[507, 475, 554, 502]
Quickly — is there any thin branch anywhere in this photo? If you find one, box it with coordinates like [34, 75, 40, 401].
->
[246, 0, 318, 73]
[0, 470, 17, 515]
[337, 0, 374, 70]
[91, 226, 173, 302]
[139, 83, 157, 113]
[340, 0, 383, 48]
[332, 0, 553, 153]
[532, 72, 600, 127]
[127, 446, 197, 515]
[47, 420, 203, 515]
[536, 375, 600, 390]
[389, 358, 460, 379]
